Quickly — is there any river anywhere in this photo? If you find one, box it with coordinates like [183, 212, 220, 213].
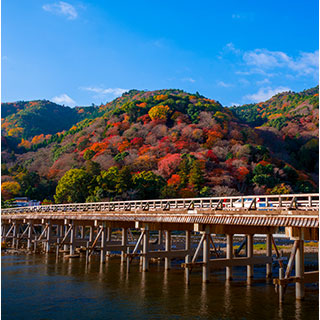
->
[1, 253, 318, 320]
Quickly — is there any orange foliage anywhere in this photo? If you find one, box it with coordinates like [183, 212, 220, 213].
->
[31, 134, 45, 145]
[235, 166, 250, 182]
[118, 140, 130, 153]
[19, 138, 32, 149]
[154, 94, 168, 101]
[167, 174, 181, 186]
[136, 102, 147, 108]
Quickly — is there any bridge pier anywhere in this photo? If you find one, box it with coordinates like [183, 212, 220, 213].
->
[295, 240, 304, 300]
[202, 228, 210, 283]
[226, 234, 233, 280]
[158, 230, 163, 245]
[100, 225, 106, 263]
[247, 234, 254, 279]
[142, 227, 149, 272]
[121, 228, 127, 263]
[12, 222, 17, 248]
[165, 231, 171, 270]
[266, 234, 272, 278]
[46, 223, 51, 253]
[69, 223, 75, 255]
[185, 230, 191, 283]
[106, 227, 111, 259]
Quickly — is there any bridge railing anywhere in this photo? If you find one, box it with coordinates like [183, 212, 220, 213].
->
[1, 193, 319, 216]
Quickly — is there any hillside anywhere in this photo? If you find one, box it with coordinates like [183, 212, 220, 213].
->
[1, 100, 103, 140]
[231, 86, 319, 175]
[1, 88, 318, 204]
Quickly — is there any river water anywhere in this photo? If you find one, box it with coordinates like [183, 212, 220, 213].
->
[1, 253, 318, 320]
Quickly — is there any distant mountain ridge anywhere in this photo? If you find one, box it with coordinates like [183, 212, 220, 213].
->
[1, 100, 103, 139]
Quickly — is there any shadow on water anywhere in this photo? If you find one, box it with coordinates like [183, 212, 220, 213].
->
[1, 253, 319, 320]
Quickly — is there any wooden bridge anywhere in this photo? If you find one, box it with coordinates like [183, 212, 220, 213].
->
[2, 193, 319, 302]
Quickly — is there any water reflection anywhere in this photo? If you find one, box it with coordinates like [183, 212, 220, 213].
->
[1, 253, 318, 320]
[224, 280, 232, 317]
[295, 299, 302, 320]
[199, 282, 208, 317]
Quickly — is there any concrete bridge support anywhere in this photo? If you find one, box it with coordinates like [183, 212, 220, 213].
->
[247, 234, 254, 279]
[165, 231, 171, 270]
[27, 222, 33, 250]
[69, 223, 75, 255]
[295, 240, 304, 300]
[100, 225, 106, 263]
[202, 228, 210, 283]
[46, 223, 51, 253]
[226, 234, 233, 280]
[121, 228, 127, 263]
[266, 234, 272, 278]
[185, 230, 191, 283]
[142, 227, 149, 272]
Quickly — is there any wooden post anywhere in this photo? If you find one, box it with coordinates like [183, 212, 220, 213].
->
[64, 225, 69, 251]
[56, 239, 60, 259]
[158, 230, 163, 246]
[142, 227, 149, 272]
[69, 223, 75, 255]
[100, 225, 106, 263]
[86, 241, 90, 264]
[89, 226, 93, 242]
[202, 228, 210, 283]
[46, 223, 51, 253]
[226, 234, 233, 280]
[12, 222, 17, 248]
[295, 240, 305, 300]
[80, 226, 84, 239]
[121, 228, 127, 263]
[266, 234, 272, 278]
[27, 223, 32, 250]
[165, 230, 171, 270]
[106, 227, 111, 259]
[126, 247, 130, 273]
[247, 234, 254, 279]
[185, 230, 191, 283]
[279, 267, 284, 302]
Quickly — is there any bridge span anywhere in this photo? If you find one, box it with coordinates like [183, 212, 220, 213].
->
[2, 193, 319, 302]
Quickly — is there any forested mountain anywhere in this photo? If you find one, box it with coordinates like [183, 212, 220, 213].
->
[1, 87, 318, 205]
[231, 86, 319, 177]
[2, 100, 103, 140]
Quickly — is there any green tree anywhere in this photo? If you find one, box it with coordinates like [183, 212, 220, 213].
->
[189, 160, 204, 192]
[133, 171, 165, 199]
[54, 169, 92, 203]
[115, 166, 132, 194]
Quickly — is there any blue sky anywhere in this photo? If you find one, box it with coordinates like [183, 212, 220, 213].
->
[2, 1, 319, 107]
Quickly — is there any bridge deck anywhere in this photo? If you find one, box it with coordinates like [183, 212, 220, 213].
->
[2, 194, 319, 228]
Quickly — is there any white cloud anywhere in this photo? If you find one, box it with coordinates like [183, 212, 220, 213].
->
[82, 87, 128, 96]
[43, 1, 78, 20]
[256, 78, 271, 85]
[182, 77, 195, 83]
[225, 42, 241, 55]
[230, 102, 240, 107]
[243, 48, 319, 76]
[244, 86, 291, 103]
[217, 81, 232, 88]
[52, 93, 76, 106]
